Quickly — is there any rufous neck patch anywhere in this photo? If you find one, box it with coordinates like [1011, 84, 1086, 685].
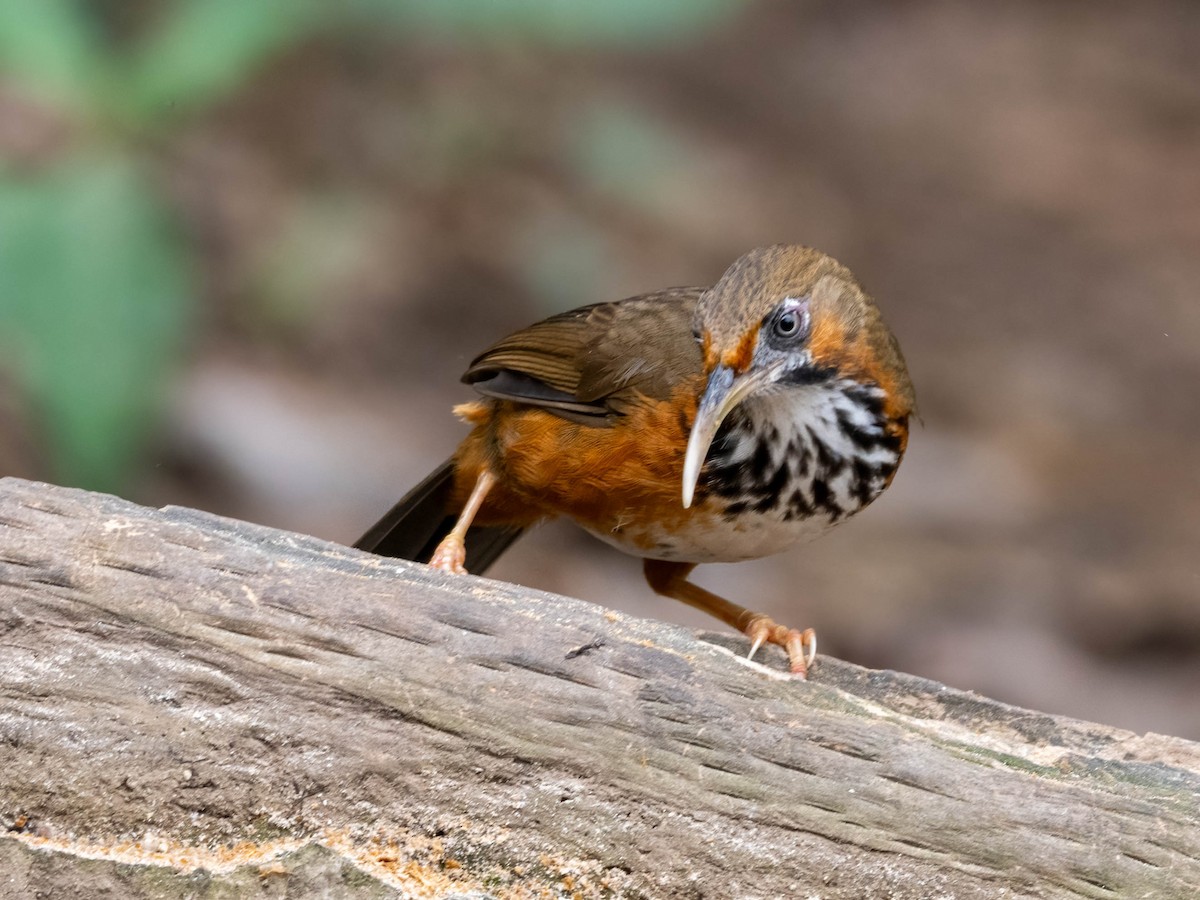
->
[720, 327, 758, 375]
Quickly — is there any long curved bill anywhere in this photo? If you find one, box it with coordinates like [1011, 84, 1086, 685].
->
[681, 364, 775, 508]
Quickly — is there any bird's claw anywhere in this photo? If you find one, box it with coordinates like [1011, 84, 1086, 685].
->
[428, 535, 467, 575]
[745, 616, 817, 678]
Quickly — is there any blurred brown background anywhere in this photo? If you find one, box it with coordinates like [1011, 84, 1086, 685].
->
[1, 1, 1197, 737]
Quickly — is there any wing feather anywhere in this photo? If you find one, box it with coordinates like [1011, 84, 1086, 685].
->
[462, 288, 704, 419]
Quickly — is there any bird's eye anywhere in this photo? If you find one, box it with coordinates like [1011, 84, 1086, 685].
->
[773, 309, 805, 341]
[762, 298, 810, 349]
[775, 311, 799, 336]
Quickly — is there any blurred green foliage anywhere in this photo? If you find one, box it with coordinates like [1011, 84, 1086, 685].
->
[0, 0, 743, 494]
[568, 101, 697, 209]
[0, 0, 317, 492]
[0, 158, 189, 490]
[348, 0, 743, 47]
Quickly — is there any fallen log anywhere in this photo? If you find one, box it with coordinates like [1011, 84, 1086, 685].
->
[0, 477, 1196, 898]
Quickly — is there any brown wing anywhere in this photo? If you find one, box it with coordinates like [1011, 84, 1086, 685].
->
[463, 287, 705, 422]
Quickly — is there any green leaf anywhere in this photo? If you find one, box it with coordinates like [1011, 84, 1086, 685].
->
[347, 0, 747, 47]
[0, 157, 191, 492]
[0, 0, 106, 106]
[568, 100, 694, 212]
[517, 209, 613, 313]
[126, 0, 323, 122]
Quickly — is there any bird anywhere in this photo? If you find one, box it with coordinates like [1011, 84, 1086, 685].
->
[355, 245, 915, 677]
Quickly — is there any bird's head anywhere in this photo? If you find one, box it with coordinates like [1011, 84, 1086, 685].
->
[681, 245, 915, 508]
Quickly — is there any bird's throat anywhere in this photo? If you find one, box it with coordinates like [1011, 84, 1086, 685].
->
[698, 379, 906, 525]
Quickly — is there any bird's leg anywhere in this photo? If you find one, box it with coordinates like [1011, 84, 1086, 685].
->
[428, 469, 496, 574]
[643, 559, 817, 678]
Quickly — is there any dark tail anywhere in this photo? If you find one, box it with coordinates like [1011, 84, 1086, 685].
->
[353, 458, 525, 575]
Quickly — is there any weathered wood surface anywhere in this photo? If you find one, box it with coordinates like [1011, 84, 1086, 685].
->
[0, 477, 1197, 899]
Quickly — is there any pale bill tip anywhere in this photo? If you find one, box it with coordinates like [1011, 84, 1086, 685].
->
[680, 431, 706, 509]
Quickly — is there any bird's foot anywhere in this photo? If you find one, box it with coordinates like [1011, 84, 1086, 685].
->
[427, 535, 467, 575]
[745, 616, 817, 679]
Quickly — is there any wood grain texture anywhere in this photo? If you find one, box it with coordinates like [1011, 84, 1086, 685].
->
[0, 476, 1197, 898]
